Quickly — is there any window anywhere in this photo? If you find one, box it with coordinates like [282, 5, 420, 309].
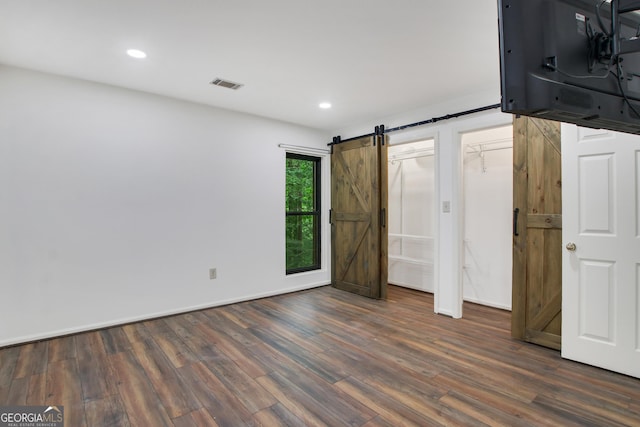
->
[286, 153, 321, 274]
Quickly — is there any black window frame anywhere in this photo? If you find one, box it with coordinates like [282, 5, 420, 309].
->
[285, 152, 321, 274]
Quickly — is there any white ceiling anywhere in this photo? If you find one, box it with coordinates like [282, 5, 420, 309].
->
[0, 0, 501, 131]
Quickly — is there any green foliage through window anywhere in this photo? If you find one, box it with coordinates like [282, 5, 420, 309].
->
[286, 153, 320, 274]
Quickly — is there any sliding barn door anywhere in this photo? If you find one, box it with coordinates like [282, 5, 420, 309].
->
[512, 116, 562, 350]
[331, 135, 388, 299]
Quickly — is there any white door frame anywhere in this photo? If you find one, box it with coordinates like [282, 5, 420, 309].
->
[387, 137, 437, 292]
[459, 123, 514, 310]
[387, 127, 440, 308]
[450, 111, 513, 317]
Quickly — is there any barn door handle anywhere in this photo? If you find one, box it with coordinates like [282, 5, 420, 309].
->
[381, 208, 386, 228]
[513, 208, 520, 236]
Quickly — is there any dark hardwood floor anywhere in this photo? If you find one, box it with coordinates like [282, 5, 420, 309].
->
[1, 285, 639, 426]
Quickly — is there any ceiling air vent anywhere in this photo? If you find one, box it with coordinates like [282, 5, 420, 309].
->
[210, 78, 243, 90]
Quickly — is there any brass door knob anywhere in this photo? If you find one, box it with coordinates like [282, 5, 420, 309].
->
[566, 242, 577, 252]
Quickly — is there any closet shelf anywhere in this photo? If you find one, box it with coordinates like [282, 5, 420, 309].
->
[388, 233, 433, 241]
[388, 255, 433, 266]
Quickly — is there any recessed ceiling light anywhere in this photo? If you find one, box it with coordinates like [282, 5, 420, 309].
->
[319, 102, 332, 109]
[126, 49, 147, 59]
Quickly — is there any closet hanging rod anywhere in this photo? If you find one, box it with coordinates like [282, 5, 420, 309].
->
[391, 147, 434, 156]
[328, 103, 501, 146]
[389, 147, 434, 160]
[389, 152, 434, 163]
[465, 145, 513, 154]
[465, 137, 512, 150]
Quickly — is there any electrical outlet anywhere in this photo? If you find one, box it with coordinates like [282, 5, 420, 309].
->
[442, 201, 451, 213]
[209, 268, 217, 279]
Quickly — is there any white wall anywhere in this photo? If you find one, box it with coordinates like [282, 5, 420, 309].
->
[0, 65, 331, 346]
[462, 126, 513, 310]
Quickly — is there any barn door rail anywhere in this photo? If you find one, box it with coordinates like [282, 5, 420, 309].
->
[328, 103, 500, 147]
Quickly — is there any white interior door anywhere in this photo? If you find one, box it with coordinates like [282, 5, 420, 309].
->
[562, 124, 640, 378]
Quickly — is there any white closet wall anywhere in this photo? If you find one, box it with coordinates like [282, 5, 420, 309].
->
[462, 126, 513, 309]
[388, 139, 435, 292]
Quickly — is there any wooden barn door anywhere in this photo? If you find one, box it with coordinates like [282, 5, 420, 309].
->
[331, 134, 388, 299]
[512, 116, 562, 350]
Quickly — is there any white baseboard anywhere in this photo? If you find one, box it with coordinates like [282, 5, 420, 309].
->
[463, 296, 511, 311]
[0, 281, 329, 348]
[389, 282, 435, 293]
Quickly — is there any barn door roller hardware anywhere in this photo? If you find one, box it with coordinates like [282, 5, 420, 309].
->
[328, 104, 500, 147]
